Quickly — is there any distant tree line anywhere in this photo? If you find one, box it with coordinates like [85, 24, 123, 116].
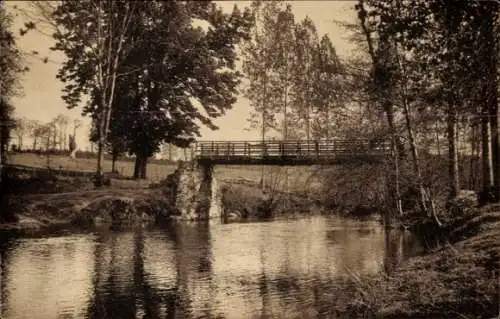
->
[9, 114, 81, 153]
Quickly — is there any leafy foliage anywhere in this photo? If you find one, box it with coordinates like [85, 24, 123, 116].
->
[0, 0, 27, 98]
[0, 98, 15, 160]
[49, 1, 252, 178]
[241, 1, 344, 141]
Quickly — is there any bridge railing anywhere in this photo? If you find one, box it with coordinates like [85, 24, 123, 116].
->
[194, 139, 391, 160]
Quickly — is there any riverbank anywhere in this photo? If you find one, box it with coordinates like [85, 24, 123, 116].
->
[0, 164, 326, 232]
[0, 166, 174, 232]
[1, 166, 497, 317]
[220, 179, 324, 221]
[337, 203, 500, 318]
[0, 188, 172, 233]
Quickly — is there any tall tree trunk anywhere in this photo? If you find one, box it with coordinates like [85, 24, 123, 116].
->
[470, 122, 477, 189]
[402, 92, 428, 213]
[0, 116, 3, 167]
[397, 48, 437, 220]
[133, 155, 148, 180]
[357, 0, 403, 218]
[481, 108, 493, 189]
[97, 95, 107, 182]
[305, 80, 310, 143]
[447, 102, 459, 198]
[95, 1, 131, 186]
[140, 156, 148, 179]
[325, 105, 330, 140]
[283, 84, 288, 141]
[435, 122, 441, 157]
[133, 155, 141, 179]
[261, 72, 268, 143]
[260, 73, 268, 188]
[477, 4, 498, 196]
[111, 153, 117, 173]
[384, 102, 403, 217]
[489, 64, 499, 200]
[283, 57, 289, 141]
[490, 101, 499, 198]
[483, 3, 500, 200]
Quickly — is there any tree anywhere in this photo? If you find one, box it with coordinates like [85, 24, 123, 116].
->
[355, 0, 404, 219]
[268, 3, 296, 140]
[90, 1, 253, 179]
[0, 0, 25, 98]
[12, 116, 29, 150]
[26, 119, 42, 150]
[310, 34, 344, 140]
[50, 1, 141, 184]
[0, 99, 15, 163]
[291, 17, 319, 142]
[51, 1, 252, 181]
[350, 0, 500, 221]
[69, 118, 81, 158]
[0, 0, 26, 166]
[242, 1, 286, 141]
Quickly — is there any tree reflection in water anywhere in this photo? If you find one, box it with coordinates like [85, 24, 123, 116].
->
[0, 216, 423, 318]
[87, 228, 180, 319]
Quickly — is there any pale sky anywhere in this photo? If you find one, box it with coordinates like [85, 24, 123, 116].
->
[6, 1, 357, 151]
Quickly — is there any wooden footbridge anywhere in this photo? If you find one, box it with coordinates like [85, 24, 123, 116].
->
[194, 139, 391, 165]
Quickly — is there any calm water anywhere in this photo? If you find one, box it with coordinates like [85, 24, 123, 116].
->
[0, 216, 422, 319]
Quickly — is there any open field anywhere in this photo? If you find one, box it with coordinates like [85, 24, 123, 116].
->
[6, 153, 323, 191]
[7, 153, 177, 182]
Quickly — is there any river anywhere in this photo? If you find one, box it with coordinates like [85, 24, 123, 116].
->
[0, 216, 422, 319]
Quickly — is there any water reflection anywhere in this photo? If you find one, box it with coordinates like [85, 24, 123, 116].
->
[2, 235, 95, 319]
[0, 216, 422, 319]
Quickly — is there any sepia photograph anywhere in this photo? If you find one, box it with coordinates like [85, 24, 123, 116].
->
[0, 0, 499, 318]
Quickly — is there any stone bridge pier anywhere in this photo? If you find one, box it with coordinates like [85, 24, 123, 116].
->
[171, 161, 222, 221]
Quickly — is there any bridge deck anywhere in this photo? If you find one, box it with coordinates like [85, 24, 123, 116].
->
[194, 140, 390, 165]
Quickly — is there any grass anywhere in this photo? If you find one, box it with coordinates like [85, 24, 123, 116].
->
[6, 153, 323, 190]
[6, 152, 177, 182]
[338, 205, 500, 318]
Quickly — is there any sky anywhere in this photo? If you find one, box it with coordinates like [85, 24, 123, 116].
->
[5, 1, 357, 151]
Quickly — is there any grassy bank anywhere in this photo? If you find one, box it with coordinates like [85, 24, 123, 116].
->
[1, 188, 171, 232]
[220, 181, 324, 221]
[337, 204, 500, 318]
[0, 165, 173, 231]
